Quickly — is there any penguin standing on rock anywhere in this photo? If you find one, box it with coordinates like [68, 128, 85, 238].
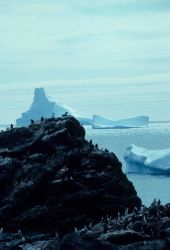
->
[105, 149, 109, 153]
[30, 119, 34, 124]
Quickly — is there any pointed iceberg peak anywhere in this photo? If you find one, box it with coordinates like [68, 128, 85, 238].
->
[33, 87, 49, 103]
[16, 87, 73, 126]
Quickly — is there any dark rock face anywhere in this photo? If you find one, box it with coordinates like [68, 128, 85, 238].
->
[0, 201, 170, 249]
[0, 115, 140, 235]
[0, 117, 170, 249]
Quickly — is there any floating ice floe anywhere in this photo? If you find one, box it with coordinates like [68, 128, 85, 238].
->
[92, 115, 149, 129]
[124, 144, 170, 175]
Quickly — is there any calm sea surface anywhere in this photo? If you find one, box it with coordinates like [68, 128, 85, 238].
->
[85, 123, 170, 206]
[0, 123, 169, 206]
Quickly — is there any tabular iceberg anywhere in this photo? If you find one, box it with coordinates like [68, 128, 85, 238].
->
[16, 87, 73, 126]
[92, 115, 149, 129]
[124, 144, 170, 175]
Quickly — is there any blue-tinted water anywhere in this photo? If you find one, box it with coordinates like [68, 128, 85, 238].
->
[85, 123, 170, 206]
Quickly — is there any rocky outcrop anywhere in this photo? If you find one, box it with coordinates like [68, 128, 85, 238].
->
[0, 115, 141, 236]
[0, 116, 169, 249]
[0, 202, 169, 249]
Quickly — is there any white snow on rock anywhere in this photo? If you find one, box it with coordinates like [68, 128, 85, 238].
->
[124, 144, 170, 174]
[0, 157, 12, 168]
[16, 87, 74, 126]
[92, 115, 149, 129]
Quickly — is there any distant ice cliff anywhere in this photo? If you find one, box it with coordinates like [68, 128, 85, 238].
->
[92, 115, 149, 129]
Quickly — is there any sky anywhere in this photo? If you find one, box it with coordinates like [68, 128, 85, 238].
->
[0, 0, 170, 123]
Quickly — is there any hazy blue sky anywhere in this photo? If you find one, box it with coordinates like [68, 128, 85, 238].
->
[0, 0, 170, 123]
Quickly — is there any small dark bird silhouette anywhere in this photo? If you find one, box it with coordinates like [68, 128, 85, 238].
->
[30, 119, 34, 124]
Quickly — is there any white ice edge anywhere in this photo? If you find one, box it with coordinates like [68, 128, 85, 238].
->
[92, 115, 149, 129]
[124, 144, 170, 174]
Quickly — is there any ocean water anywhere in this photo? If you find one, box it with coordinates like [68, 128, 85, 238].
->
[0, 123, 169, 206]
[85, 123, 170, 206]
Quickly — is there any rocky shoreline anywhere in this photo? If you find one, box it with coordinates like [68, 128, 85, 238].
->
[0, 115, 169, 249]
[0, 201, 170, 249]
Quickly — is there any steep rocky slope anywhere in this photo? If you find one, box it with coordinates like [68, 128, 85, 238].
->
[0, 115, 141, 236]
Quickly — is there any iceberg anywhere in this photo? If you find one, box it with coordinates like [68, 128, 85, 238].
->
[124, 144, 170, 175]
[76, 117, 93, 125]
[16, 87, 73, 126]
[92, 115, 149, 129]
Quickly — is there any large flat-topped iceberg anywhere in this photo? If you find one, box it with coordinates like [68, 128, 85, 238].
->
[92, 115, 149, 129]
[124, 144, 170, 175]
[16, 87, 73, 126]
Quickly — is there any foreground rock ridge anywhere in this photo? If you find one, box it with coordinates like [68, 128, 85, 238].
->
[0, 115, 140, 231]
[0, 116, 169, 249]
